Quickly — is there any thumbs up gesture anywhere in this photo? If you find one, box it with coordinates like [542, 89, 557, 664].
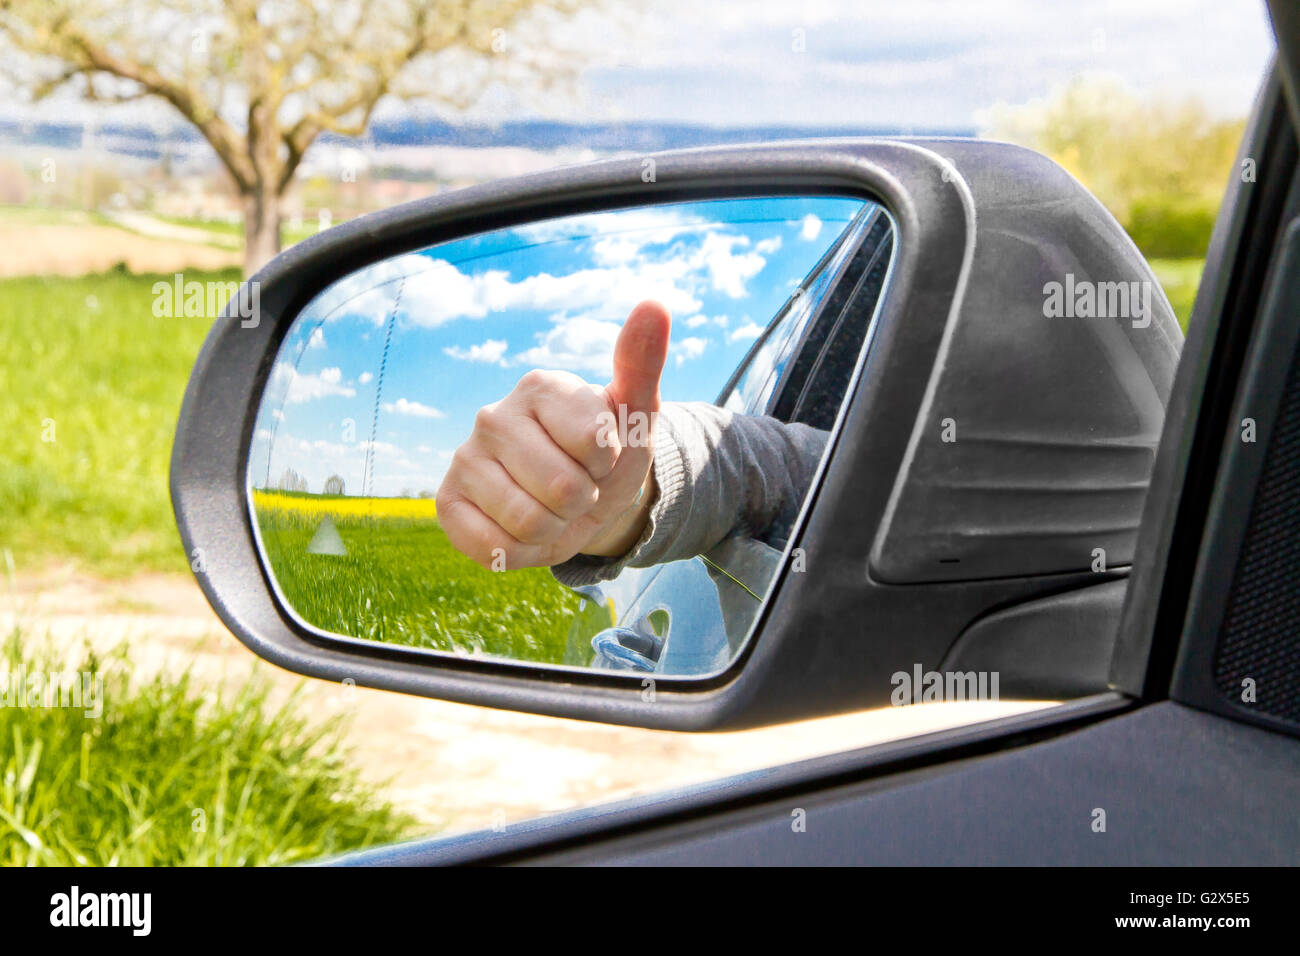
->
[436, 300, 672, 570]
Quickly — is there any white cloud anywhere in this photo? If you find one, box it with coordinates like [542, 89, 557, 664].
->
[671, 312, 734, 331]
[674, 336, 709, 366]
[315, 253, 705, 329]
[357, 439, 408, 456]
[382, 398, 446, 419]
[800, 214, 823, 241]
[306, 327, 327, 350]
[728, 321, 764, 343]
[444, 338, 509, 364]
[358, 372, 374, 384]
[515, 316, 622, 376]
[269, 362, 357, 404]
[296, 209, 784, 335]
[693, 232, 767, 298]
[514, 207, 708, 267]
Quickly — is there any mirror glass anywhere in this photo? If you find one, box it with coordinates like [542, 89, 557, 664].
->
[247, 195, 894, 677]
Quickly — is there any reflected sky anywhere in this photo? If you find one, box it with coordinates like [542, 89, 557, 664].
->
[249, 196, 865, 497]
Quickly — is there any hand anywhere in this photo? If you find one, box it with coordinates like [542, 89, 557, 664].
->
[436, 300, 672, 570]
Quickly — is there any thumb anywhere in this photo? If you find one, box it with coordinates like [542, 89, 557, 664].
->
[606, 300, 671, 416]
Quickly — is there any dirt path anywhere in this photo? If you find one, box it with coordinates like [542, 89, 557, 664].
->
[1, 565, 1049, 838]
[100, 211, 241, 249]
[0, 222, 239, 276]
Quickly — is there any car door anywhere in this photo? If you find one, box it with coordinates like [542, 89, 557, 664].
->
[326, 3, 1300, 866]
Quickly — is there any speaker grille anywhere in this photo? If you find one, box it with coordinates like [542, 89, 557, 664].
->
[1214, 336, 1300, 723]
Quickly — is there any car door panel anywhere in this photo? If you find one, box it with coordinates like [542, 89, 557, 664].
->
[518, 702, 1300, 866]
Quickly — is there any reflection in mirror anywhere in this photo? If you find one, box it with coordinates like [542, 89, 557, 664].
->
[248, 195, 894, 677]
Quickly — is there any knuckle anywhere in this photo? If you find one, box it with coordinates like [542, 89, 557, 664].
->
[508, 497, 553, 544]
[547, 467, 597, 517]
[448, 444, 475, 472]
[517, 368, 552, 394]
[435, 487, 462, 524]
[473, 403, 500, 432]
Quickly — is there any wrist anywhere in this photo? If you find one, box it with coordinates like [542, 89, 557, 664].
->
[583, 467, 656, 558]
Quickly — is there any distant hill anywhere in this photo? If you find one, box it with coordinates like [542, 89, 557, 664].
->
[0, 116, 974, 160]
[364, 116, 973, 151]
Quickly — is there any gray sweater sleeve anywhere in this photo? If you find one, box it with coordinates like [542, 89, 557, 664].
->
[551, 402, 829, 588]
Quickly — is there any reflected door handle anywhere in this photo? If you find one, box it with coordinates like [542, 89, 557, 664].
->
[590, 626, 661, 671]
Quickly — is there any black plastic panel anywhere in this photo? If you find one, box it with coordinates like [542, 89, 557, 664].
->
[942, 579, 1126, 698]
[871, 140, 1180, 583]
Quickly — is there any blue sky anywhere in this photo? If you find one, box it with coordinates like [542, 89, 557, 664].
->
[249, 195, 869, 497]
[3, 1, 1273, 132]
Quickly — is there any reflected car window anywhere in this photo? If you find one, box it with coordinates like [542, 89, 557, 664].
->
[721, 206, 872, 416]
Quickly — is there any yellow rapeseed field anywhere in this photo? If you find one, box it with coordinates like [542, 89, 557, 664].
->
[252, 489, 438, 521]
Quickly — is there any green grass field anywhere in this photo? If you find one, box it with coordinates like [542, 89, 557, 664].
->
[0, 269, 225, 576]
[0, 204, 331, 249]
[253, 491, 610, 665]
[0, 207, 106, 227]
[0, 631, 413, 865]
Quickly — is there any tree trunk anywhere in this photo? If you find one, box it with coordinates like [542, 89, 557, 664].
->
[241, 188, 282, 276]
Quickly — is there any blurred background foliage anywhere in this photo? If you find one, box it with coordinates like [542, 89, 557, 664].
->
[984, 76, 1245, 261]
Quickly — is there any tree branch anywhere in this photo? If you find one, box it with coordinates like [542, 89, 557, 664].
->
[3, 14, 258, 190]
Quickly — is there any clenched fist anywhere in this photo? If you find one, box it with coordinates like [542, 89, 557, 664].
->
[436, 300, 672, 570]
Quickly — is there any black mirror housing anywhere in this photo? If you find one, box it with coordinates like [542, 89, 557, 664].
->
[172, 139, 1180, 730]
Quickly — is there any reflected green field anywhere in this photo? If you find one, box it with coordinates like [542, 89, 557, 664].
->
[252, 490, 611, 664]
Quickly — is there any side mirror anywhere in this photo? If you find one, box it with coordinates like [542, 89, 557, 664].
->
[172, 140, 1181, 730]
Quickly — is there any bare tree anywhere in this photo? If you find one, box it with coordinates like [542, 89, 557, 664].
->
[278, 467, 308, 493]
[0, 0, 600, 274]
[323, 473, 345, 495]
